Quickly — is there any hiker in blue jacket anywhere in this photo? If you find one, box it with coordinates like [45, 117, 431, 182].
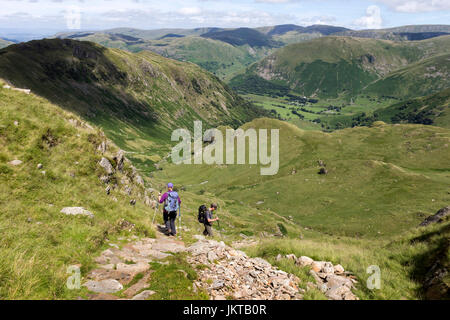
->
[158, 183, 181, 236]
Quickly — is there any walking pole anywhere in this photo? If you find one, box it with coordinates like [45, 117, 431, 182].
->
[178, 206, 182, 237]
[152, 202, 158, 225]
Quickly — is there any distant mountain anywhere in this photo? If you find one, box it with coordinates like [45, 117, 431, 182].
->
[338, 25, 450, 41]
[55, 24, 450, 81]
[54, 24, 351, 80]
[201, 27, 281, 47]
[230, 36, 450, 100]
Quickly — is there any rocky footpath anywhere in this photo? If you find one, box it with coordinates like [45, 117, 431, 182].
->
[83, 230, 359, 300]
[83, 234, 185, 300]
[187, 237, 303, 300]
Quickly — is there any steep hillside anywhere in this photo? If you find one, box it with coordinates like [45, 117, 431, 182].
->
[363, 53, 450, 98]
[201, 27, 281, 47]
[55, 32, 273, 80]
[155, 118, 450, 238]
[370, 88, 450, 128]
[133, 36, 272, 81]
[0, 81, 157, 299]
[0, 39, 270, 173]
[230, 36, 450, 100]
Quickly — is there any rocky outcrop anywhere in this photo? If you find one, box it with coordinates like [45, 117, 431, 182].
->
[113, 150, 125, 172]
[420, 206, 450, 227]
[99, 157, 114, 175]
[285, 254, 359, 300]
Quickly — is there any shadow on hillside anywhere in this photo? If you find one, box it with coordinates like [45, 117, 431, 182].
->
[409, 223, 450, 300]
[0, 38, 162, 136]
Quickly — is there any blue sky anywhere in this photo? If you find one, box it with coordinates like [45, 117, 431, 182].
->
[1, 0, 449, 39]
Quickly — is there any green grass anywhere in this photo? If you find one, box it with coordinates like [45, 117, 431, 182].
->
[155, 118, 450, 239]
[244, 220, 450, 300]
[0, 39, 271, 175]
[146, 253, 209, 300]
[0, 82, 156, 299]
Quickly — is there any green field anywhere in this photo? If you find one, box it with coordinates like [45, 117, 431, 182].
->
[242, 93, 399, 131]
[152, 118, 450, 299]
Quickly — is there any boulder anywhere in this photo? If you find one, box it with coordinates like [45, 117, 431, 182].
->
[286, 254, 297, 262]
[326, 274, 353, 289]
[99, 157, 113, 175]
[60, 207, 94, 218]
[296, 256, 314, 267]
[9, 159, 22, 166]
[311, 261, 325, 273]
[322, 262, 334, 275]
[37, 163, 43, 169]
[131, 290, 156, 300]
[84, 279, 123, 293]
[334, 264, 345, 274]
[420, 206, 450, 226]
[326, 284, 352, 300]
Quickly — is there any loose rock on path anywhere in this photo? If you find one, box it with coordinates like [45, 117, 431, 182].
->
[83, 226, 358, 300]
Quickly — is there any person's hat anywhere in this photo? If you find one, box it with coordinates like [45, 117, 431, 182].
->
[211, 203, 218, 209]
[167, 182, 174, 188]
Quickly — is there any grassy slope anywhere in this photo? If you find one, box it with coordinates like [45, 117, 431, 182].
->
[0, 39, 270, 174]
[374, 88, 450, 128]
[136, 36, 272, 81]
[0, 80, 285, 300]
[363, 53, 450, 98]
[155, 118, 450, 238]
[153, 118, 450, 299]
[231, 36, 450, 100]
[0, 81, 157, 299]
[56, 32, 274, 81]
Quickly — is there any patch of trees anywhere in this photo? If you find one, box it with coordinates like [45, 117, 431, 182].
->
[351, 112, 379, 127]
[391, 111, 434, 125]
[229, 74, 290, 96]
[291, 110, 305, 119]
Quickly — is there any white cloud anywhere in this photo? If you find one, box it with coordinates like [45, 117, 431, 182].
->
[177, 7, 202, 16]
[375, 0, 450, 13]
[353, 5, 383, 29]
[255, 0, 299, 3]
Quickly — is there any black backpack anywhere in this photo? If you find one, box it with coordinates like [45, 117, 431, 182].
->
[198, 205, 207, 223]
